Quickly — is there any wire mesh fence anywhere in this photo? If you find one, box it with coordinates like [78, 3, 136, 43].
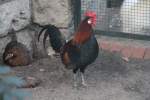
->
[81, 0, 150, 36]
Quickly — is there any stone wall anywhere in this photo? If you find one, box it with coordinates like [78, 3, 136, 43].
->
[32, 0, 72, 27]
[0, 0, 72, 59]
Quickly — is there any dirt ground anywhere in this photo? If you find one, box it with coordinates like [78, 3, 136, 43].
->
[13, 51, 150, 100]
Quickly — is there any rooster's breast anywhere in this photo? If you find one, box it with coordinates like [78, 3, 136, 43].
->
[76, 36, 99, 67]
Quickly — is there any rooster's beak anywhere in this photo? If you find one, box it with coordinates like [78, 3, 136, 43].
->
[5, 54, 14, 60]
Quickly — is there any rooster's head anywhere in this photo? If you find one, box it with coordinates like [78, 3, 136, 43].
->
[84, 11, 96, 26]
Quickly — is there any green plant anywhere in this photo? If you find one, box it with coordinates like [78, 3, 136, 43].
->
[0, 66, 30, 100]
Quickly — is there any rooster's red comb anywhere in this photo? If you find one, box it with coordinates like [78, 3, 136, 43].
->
[84, 11, 96, 18]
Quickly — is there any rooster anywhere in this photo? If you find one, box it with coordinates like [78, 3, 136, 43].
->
[3, 29, 31, 67]
[38, 11, 99, 87]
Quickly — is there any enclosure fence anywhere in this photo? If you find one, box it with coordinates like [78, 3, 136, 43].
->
[74, 0, 150, 40]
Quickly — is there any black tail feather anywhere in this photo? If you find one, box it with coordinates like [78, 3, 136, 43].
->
[43, 29, 49, 48]
[8, 28, 17, 42]
[38, 25, 65, 52]
[38, 25, 50, 42]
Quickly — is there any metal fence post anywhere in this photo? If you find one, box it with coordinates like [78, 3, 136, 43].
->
[73, 0, 81, 31]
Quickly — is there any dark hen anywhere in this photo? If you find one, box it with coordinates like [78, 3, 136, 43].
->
[3, 30, 31, 67]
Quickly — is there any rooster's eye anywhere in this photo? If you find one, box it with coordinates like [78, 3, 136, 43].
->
[87, 19, 92, 24]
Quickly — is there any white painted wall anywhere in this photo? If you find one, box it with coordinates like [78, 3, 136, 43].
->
[120, 0, 150, 35]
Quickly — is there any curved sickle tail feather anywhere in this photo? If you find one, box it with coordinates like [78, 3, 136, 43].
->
[38, 25, 65, 53]
[38, 25, 50, 42]
[43, 29, 49, 49]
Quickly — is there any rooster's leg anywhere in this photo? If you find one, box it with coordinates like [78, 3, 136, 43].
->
[73, 68, 79, 87]
[73, 73, 77, 87]
[80, 68, 87, 87]
[81, 72, 87, 86]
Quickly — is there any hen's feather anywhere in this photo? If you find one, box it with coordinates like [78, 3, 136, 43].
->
[3, 41, 31, 66]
